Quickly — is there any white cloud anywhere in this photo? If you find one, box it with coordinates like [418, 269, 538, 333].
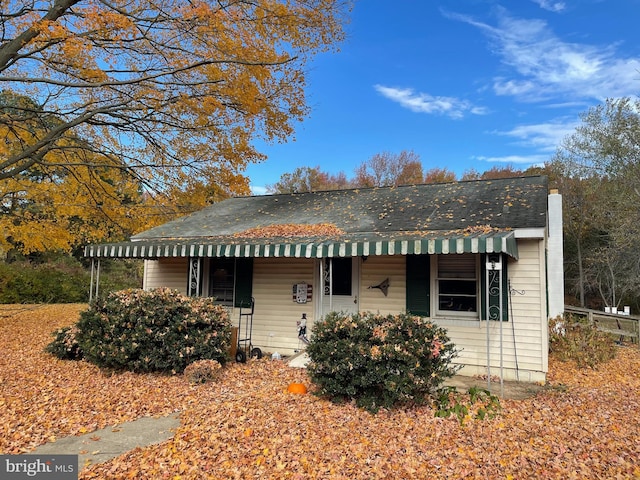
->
[492, 78, 537, 97]
[473, 154, 550, 165]
[373, 85, 487, 118]
[250, 185, 268, 196]
[493, 119, 580, 152]
[447, 7, 640, 103]
[531, 0, 566, 12]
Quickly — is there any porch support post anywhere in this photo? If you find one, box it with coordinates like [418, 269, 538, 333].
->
[485, 263, 491, 391]
[187, 257, 202, 297]
[89, 258, 95, 303]
[93, 259, 101, 301]
[329, 258, 333, 311]
[485, 255, 504, 396]
[318, 260, 324, 319]
[499, 259, 504, 398]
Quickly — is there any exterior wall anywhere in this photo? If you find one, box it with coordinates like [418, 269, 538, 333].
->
[143, 258, 188, 294]
[248, 258, 316, 355]
[359, 255, 406, 314]
[437, 239, 547, 382]
[141, 239, 548, 382]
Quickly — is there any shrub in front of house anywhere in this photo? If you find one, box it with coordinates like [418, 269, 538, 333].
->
[46, 325, 83, 360]
[306, 311, 460, 413]
[548, 314, 616, 368]
[75, 288, 231, 373]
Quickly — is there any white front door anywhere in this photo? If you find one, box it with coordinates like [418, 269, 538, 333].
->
[319, 257, 360, 316]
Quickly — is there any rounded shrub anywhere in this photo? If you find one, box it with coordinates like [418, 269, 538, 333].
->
[46, 325, 83, 360]
[306, 311, 459, 413]
[76, 288, 231, 373]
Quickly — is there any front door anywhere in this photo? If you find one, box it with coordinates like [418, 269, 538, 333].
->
[320, 257, 359, 315]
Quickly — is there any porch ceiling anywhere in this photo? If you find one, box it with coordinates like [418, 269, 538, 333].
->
[84, 230, 519, 260]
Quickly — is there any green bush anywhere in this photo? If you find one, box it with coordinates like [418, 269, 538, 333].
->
[306, 311, 460, 413]
[46, 325, 83, 360]
[434, 386, 501, 425]
[0, 260, 89, 303]
[90, 259, 144, 295]
[75, 288, 231, 373]
[549, 314, 616, 368]
[0, 256, 142, 304]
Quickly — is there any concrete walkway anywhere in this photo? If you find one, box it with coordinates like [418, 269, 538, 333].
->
[29, 413, 180, 472]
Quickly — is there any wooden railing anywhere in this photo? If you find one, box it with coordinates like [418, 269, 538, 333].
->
[564, 305, 640, 346]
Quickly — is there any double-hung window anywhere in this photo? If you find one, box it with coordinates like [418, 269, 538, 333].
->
[407, 253, 507, 321]
[436, 254, 478, 316]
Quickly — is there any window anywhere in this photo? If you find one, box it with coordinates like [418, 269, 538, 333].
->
[207, 258, 253, 307]
[436, 254, 477, 315]
[209, 258, 235, 306]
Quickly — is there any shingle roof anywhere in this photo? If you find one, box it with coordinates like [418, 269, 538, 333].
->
[134, 175, 548, 241]
[84, 176, 548, 260]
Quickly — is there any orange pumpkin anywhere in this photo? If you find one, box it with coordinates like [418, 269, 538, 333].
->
[287, 382, 308, 394]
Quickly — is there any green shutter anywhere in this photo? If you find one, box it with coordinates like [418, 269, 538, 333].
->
[406, 254, 430, 317]
[480, 254, 509, 321]
[234, 258, 254, 307]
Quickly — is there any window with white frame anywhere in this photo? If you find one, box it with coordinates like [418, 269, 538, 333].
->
[436, 254, 478, 315]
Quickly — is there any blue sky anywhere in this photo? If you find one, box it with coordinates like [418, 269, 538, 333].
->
[246, 0, 640, 194]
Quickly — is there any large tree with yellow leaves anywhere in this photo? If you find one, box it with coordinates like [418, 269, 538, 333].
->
[0, 0, 350, 253]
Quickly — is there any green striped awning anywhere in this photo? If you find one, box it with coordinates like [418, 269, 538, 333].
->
[84, 231, 519, 260]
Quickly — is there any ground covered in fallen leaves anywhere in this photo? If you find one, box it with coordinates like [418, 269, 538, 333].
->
[2, 304, 640, 479]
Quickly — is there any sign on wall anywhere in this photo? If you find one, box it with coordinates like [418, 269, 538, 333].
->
[293, 283, 312, 303]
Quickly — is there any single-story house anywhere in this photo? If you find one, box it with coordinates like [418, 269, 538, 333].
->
[84, 175, 564, 382]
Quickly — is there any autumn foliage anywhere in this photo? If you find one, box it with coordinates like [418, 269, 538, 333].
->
[3, 305, 640, 478]
[234, 223, 345, 239]
[57, 289, 232, 373]
[548, 314, 617, 368]
[0, 1, 350, 254]
[306, 312, 459, 413]
[45, 324, 83, 361]
[183, 360, 223, 385]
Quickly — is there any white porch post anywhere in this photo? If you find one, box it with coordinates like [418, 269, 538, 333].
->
[329, 258, 333, 311]
[89, 259, 100, 302]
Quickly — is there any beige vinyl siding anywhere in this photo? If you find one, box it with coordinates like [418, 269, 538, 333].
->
[436, 239, 547, 382]
[139, 241, 549, 381]
[359, 256, 406, 315]
[247, 258, 316, 355]
[143, 258, 188, 294]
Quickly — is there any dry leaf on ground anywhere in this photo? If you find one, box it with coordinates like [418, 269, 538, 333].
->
[1, 305, 640, 479]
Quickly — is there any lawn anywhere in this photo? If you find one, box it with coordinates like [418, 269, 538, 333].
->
[1, 304, 640, 479]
